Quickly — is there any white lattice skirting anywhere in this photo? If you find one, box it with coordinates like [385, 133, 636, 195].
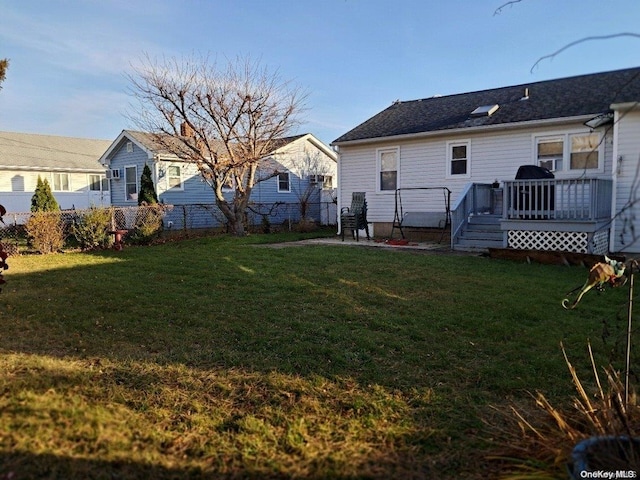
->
[507, 229, 610, 253]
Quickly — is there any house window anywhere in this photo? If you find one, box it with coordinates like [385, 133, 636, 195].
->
[309, 175, 333, 189]
[125, 166, 138, 201]
[533, 132, 602, 173]
[89, 174, 109, 191]
[377, 147, 399, 192]
[570, 133, 600, 170]
[52, 173, 70, 191]
[537, 138, 564, 171]
[277, 172, 290, 193]
[167, 165, 183, 189]
[447, 141, 470, 177]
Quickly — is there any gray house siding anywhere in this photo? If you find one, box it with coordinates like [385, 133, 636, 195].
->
[102, 131, 337, 230]
[108, 140, 151, 207]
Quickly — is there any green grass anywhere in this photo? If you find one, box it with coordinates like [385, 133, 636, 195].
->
[0, 233, 634, 479]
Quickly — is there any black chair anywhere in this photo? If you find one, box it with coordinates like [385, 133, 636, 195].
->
[340, 192, 370, 241]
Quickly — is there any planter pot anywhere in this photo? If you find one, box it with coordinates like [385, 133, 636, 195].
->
[569, 436, 640, 479]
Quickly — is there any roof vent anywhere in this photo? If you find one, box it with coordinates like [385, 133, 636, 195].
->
[520, 88, 530, 101]
[470, 104, 499, 117]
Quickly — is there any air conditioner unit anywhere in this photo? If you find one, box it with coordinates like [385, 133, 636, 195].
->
[109, 168, 121, 180]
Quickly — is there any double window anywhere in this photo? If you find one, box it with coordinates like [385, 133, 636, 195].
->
[89, 174, 109, 192]
[535, 132, 601, 172]
[52, 172, 70, 191]
[377, 147, 399, 192]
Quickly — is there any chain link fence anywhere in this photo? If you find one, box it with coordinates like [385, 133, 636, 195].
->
[0, 201, 337, 253]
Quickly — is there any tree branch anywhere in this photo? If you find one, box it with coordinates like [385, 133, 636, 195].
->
[531, 33, 640, 73]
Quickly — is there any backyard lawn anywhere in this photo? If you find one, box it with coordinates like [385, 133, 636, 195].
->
[0, 232, 633, 479]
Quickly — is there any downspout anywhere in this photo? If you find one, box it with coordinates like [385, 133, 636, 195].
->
[335, 145, 342, 235]
[152, 154, 160, 202]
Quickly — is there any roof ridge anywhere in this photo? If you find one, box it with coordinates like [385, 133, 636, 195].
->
[398, 66, 640, 105]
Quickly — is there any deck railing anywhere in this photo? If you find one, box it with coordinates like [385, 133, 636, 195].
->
[502, 178, 613, 221]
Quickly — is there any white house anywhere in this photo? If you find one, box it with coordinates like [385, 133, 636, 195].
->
[332, 67, 640, 254]
[0, 131, 111, 212]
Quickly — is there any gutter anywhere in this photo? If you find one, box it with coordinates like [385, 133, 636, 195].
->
[331, 114, 597, 147]
[0, 166, 106, 173]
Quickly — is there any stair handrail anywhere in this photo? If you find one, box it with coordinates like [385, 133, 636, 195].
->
[451, 183, 493, 248]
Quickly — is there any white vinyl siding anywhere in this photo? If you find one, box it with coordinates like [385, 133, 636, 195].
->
[338, 123, 614, 225]
[612, 109, 640, 252]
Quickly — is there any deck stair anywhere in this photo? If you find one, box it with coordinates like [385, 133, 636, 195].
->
[453, 214, 503, 251]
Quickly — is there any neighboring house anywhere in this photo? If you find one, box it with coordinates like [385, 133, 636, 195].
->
[98, 130, 338, 229]
[0, 131, 111, 212]
[332, 67, 640, 254]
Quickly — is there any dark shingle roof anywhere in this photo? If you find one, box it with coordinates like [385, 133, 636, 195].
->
[332, 67, 640, 144]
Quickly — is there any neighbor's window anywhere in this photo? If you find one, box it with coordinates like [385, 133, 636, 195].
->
[52, 172, 70, 191]
[125, 166, 138, 201]
[277, 172, 290, 192]
[89, 174, 107, 191]
[309, 174, 333, 189]
[570, 133, 600, 170]
[447, 141, 470, 177]
[377, 147, 399, 191]
[537, 138, 564, 171]
[167, 165, 182, 189]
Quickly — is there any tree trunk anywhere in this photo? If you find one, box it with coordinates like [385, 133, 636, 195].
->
[216, 192, 250, 236]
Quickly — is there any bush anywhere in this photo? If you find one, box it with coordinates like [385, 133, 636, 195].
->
[127, 205, 164, 245]
[25, 212, 65, 254]
[295, 218, 317, 233]
[71, 207, 113, 250]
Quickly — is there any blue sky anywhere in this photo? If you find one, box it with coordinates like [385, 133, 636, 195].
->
[0, 0, 639, 146]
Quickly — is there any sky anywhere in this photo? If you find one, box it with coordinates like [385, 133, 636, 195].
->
[1, 0, 639, 146]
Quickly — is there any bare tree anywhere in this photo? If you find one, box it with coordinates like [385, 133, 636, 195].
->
[287, 150, 334, 221]
[0, 59, 8, 90]
[128, 54, 307, 236]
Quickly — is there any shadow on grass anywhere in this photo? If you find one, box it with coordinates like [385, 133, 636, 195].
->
[0, 239, 619, 479]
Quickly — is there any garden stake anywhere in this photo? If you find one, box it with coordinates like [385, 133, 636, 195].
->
[625, 260, 638, 407]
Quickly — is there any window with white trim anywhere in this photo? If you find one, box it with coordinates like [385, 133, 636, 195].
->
[377, 147, 399, 192]
[52, 172, 70, 191]
[167, 165, 183, 189]
[125, 166, 138, 201]
[533, 132, 602, 173]
[310, 174, 333, 189]
[536, 137, 564, 172]
[89, 174, 109, 191]
[447, 141, 470, 178]
[570, 133, 599, 170]
[277, 172, 290, 193]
